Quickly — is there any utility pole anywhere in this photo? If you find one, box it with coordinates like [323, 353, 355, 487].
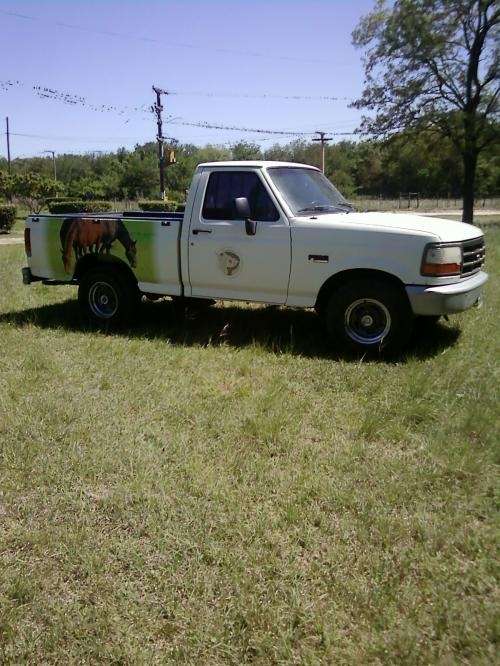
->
[6, 117, 11, 173]
[152, 86, 168, 200]
[43, 150, 57, 181]
[312, 131, 332, 174]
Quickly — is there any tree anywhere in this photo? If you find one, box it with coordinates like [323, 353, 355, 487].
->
[0, 171, 15, 201]
[352, 0, 499, 222]
[120, 153, 158, 199]
[69, 176, 106, 201]
[231, 141, 263, 160]
[9, 173, 64, 213]
[2, 131, 497, 206]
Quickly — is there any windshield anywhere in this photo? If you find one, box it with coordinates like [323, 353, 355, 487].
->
[267, 167, 352, 215]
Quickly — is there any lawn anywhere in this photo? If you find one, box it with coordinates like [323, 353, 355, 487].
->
[0, 232, 498, 664]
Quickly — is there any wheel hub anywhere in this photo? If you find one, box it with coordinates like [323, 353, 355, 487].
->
[88, 281, 118, 319]
[344, 298, 391, 345]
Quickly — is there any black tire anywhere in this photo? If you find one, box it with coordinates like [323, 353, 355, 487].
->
[78, 267, 139, 327]
[325, 278, 413, 354]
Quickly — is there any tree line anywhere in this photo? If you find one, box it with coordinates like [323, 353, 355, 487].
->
[0, 128, 498, 205]
[1, 0, 497, 221]
[351, 0, 498, 222]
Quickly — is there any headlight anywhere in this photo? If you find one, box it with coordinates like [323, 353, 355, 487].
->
[421, 243, 462, 277]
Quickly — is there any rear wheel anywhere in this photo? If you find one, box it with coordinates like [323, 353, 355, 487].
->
[78, 268, 139, 326]
[325, 278, 413, 354]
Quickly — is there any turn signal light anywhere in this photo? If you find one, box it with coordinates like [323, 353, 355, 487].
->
[421, 244, 461, 277]
[421, 262, 461, 275]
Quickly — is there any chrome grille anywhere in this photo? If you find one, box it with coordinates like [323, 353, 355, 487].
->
[461, 237, 485, 277]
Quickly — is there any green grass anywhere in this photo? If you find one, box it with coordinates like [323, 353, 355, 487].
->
[0, 233, 499, 664]
[479, 214, 500, 226]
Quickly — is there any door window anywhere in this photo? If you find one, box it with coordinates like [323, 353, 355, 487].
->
[202, 171, 279, 222]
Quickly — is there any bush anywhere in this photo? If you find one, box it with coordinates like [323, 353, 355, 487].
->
[0, 204, 17, 232]
[48, 201, 113, 214]
[44, 196, 71, 206]
[5, 173, 65, 213]
[138, 200, 178, 212]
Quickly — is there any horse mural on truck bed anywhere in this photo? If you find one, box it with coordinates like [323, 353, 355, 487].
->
[60, 218, 137, 273]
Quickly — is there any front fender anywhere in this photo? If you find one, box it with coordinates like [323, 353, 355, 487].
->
[286, 226, 428, 307]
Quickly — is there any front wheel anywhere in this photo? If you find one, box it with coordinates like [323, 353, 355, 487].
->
[78, 268, 139, 327]
[325, 279, 413, 354]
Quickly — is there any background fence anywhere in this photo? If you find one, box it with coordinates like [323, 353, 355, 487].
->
[349, 196, 500, 212]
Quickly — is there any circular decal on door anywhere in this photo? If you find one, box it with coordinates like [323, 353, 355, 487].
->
[217, 249, 241, 277]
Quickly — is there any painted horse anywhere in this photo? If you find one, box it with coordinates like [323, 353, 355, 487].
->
[61, 218, 137, 273]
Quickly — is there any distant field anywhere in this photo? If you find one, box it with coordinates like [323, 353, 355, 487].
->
[0, 231, 498, 663]
[433, 214, 500, 228]
[351, 196, 500, 213]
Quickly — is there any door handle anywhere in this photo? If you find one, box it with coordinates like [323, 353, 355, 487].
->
[192, 228, 212, 235]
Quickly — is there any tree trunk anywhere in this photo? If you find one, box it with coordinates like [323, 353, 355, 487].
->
[462, 150, 477, 224]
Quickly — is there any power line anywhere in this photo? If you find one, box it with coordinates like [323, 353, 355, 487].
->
[2, 85, 358, 138]
[169, 119, 309, 136]
[168, 90, 352, 102]
[1, 79, 359, 138]
[1, 77, 359, 149]
[1, 79, 352, 109]
[5, 131, 150, 142]
[4, 125, 356, 142]
[0, 8, 332, 64]
[1, 80, 150, 116]
[170, 119, 356, 137]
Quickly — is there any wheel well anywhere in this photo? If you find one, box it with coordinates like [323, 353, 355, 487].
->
[315, 269, 408, 315]
[73, 254, 137, 286]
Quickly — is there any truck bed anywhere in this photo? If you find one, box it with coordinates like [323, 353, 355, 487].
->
[25, 211, 184, 296]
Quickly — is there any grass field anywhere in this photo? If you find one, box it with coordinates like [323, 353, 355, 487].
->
[0, 233, 499, 664]
[429, 214, 500, 228]
[351, 196, 500, 213]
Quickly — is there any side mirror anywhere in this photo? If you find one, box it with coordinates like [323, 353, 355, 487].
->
[234, 197, 257, 236]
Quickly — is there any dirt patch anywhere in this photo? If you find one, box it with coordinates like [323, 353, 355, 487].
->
[0, 236, 23, 246]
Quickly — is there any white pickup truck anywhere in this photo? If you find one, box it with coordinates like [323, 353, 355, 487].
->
[23, 161, 487, 353]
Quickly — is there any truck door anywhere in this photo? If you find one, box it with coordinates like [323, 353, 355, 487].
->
[187, 169, 291, 303]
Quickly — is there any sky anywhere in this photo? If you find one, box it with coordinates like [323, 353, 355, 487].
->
[1, 0, 375, 158]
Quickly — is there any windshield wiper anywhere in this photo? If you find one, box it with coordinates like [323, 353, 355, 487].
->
[297, 205, 337, 213]
[297, 204, 353, 214]
[333, 202, 355, 212]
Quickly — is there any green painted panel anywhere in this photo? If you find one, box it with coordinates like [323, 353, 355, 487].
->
[43, 216, 159, 283]
[121, 218, 157, 283]
[45, 217, 68, 280]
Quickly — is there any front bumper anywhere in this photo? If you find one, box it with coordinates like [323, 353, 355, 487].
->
[406, 271, 488, 316]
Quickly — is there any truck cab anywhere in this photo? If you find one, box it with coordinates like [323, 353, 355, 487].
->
[23, 160, 488, 354]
